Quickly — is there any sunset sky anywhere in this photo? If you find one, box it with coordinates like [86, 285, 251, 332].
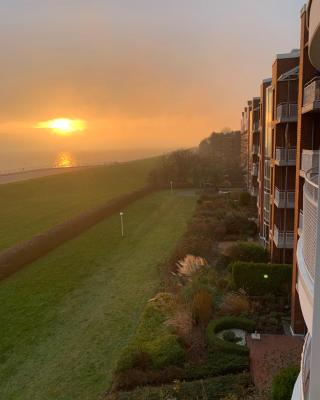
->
[0, 0, 305, 153]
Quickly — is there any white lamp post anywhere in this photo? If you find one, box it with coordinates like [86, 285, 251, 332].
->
[120, 212, 124, 237]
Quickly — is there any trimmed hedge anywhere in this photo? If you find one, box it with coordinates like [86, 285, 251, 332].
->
[231, 262, 292, 296]
[206, 316, 255, 355]
[114, 373, 250, 400]
[0, 187, 153, 281]
[115, 301, 185, 373]
[227, 242, 269, 263]
[272, 366, 299, 400]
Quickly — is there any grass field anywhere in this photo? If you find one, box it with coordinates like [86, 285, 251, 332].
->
[0, 190, 196, 400]
[0, 157, 159, 251]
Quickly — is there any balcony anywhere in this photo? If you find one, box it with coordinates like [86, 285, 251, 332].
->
[274, 187, 295, 208]
[252, 163, 258, 177]
[275, 103, 298, 123]
[274, 147, 296, 166]
[252, 144, 259, 155]
[273, 225, 294, 249]
[309, 0, 320, 70]
[250, 186, 258, 197]
[300, 149, 320, 177]
[302, 77, 320, 113]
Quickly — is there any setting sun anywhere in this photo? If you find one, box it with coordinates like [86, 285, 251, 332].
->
[36, 118, 86, 135]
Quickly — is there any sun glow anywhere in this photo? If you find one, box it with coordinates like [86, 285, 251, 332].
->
[37, 118, 86, 135]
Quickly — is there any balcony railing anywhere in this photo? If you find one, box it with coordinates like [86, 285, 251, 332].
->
[275, 147, 296, 166]
[273, 225, 294, 248]
[274, 187, 295, 208]
[301, 149, 320, 176]
[276, 102, 298, 123]
[303, 77, 320, 112]
[252, 144, 259, 155]
[252, 163, 258, 176]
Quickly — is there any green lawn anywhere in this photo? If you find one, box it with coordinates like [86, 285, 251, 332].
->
[0, 157, 159, 251]
[0, 190, 196, 400]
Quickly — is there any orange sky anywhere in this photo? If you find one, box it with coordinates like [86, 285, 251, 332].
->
[0, 0, 305, 152]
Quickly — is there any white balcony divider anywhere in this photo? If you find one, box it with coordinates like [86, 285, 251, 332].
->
[274, 187, 295, 208]
[273, 225, 294, 248]
[275, 147, 296, 165]
[276, 102, 298, 122]
[303, 77, 320, 107]
[301, 150, 320, 175]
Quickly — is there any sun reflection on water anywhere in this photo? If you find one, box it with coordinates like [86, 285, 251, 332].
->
[54, 152, 76, 168]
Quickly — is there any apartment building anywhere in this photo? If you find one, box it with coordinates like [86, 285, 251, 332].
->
[257, 79, 272, 248]
[269, 50, 300, 264]
[291, 1, 320, 399]
[245, 98, 260, 197]
[240, 107, 249, 183]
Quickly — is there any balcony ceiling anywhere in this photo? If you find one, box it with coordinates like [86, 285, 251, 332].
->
[309, 0, 320, 70]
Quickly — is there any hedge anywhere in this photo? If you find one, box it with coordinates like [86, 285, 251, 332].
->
[231, 262, 292, 296]
[227, 242, 269, 263]
[271, 366, 299, 400]
[115, 301, 185, 373]
[206, 316, 255, 355]
[0, 186, 154, 281]
[114, 373, 250, 400]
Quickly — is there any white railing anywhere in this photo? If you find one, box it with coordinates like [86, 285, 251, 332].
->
[252, 163, 258, 176]
[302, 169, 319, 281]
[301, 149, 320, 175]
[276, 102, 298, 123]
[275, 147, 296, 165]
[303, 77, 320, 107]
[273, 225, 294, 248]
[274, 187, 295, 208]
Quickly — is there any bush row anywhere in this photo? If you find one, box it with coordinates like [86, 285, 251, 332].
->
[0, 186, 154, 281]
[231, 262, 292, 296]
[113, 373, 250, 400]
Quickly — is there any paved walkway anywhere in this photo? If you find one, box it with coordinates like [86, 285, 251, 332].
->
[0, 166, 90, 185]
[247, 334, 303, 391]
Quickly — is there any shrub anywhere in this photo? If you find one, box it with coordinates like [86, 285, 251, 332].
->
[115, 302, 185, 373]
[271, 366, 299, 400]
[146, 335, 185, 369]
[192, 289, 213, 326]
[115, 373, 250, 400]
[231, 262, 292, 296]
[165, 308, 194, 345]
[219, 291, 251, 316]
[206, 317, 255, 355]
[239, 192, 251, 206]
[176, 255, 207, 279]
[226, 242, 269, 263]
